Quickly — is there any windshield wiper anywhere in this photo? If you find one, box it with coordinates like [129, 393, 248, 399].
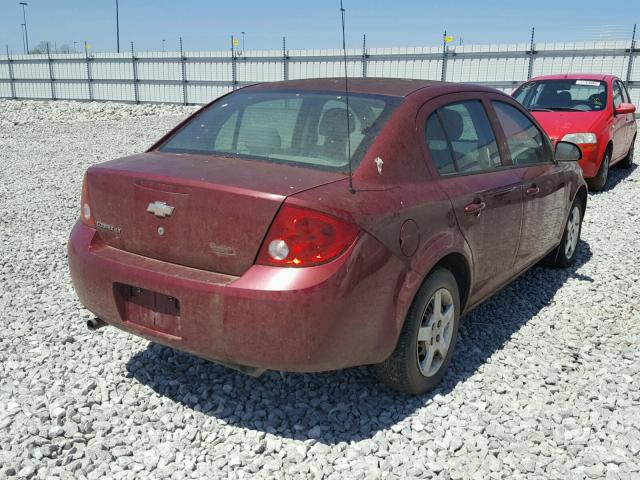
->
[529, 107, 553, 112]
[546, 107, 583, 112]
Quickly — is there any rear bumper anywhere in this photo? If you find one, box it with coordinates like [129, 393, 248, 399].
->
[68, 221, 405, 372]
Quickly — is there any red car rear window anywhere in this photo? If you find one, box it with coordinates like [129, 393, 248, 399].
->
[160, 90, 401, 172]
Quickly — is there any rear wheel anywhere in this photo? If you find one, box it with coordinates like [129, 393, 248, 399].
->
[373, 268, 460, 395]
[548, 198, 583, 268]
[618, 138, 635, 169]
[587, 149, 610, 191]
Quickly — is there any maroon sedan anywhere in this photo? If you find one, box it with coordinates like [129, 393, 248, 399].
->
[69, 78, 587, 394]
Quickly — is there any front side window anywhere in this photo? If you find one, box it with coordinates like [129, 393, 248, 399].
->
[493, 101, 551, 166]
[160, 90, 400, 172]
[619, 82, 632, 104]
[613, 81, 624, 108]
[425, 100, 501, 175]
[514, 79, 608, 112]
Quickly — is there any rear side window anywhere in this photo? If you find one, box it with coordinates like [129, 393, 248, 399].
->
[493, 102, 551, 166]
[425, 114, 455, 174]
[159, 90, 400, 172]
[425, 100, 501, 175]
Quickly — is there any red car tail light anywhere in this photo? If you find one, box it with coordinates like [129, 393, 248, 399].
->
[80, 174, 96, 228]
[256, 205, 359, 267]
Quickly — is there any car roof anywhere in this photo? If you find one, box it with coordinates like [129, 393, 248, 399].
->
[243, 77, 502, 99]
[528, 73, 617, 82]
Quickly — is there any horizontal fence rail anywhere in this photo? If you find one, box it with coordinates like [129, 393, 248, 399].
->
[1, 36, 639, 108]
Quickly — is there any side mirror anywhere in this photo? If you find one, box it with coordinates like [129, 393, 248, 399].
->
[615, 102, 636, 115]
[555, 141, 582, 162]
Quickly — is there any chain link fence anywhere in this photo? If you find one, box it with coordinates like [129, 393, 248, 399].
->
[1, 27, 638, 107]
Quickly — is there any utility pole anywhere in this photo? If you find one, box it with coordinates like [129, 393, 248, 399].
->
[21, 24, 26, 53]
[115, 0, 120, 53]
[19, 2, 29, 54]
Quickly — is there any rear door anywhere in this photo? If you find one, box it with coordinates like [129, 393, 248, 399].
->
[420, 93, 524, 305]
[489, 100, 568, 270]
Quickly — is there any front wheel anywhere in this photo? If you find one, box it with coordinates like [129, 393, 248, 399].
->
[548, 198, 584, 268]
[587, 150, 610, 191]
[373, 268, 460, 395]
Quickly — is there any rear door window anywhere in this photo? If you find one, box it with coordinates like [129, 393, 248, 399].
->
[425, 114, 456, 174]
[492, 101, 552, 166]
[425, 100, 501, 174]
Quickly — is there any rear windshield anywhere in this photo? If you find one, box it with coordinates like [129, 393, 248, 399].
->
[159, 89, 401, 172]
[513, 79, 608, 112]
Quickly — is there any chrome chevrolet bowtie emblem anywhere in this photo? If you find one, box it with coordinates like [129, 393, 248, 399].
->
[147, 201, 175, 218]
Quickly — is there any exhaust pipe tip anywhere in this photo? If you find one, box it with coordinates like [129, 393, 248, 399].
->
[86, 317, 107, 331]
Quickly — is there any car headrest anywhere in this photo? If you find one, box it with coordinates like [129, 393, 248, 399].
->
[438, 108, 464, 141]
[539, 88, 561, 105]
[245, 127, 281, 155]
[319, 108, 355, 138]
[557, 91, 572, 107]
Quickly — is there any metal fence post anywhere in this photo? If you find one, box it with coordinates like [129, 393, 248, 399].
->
[180, 37, 188, 105]
[361, 34, 368, 78]
[6, 45, 16, 99]
[84, 41, 93, 101]
[626, 23, 637, 85]
[527, 27, 536, 80]
[282, 36, 289, 81]
[231, 35, 238, 90]
[46, 42, 56, 100]
[440, 30, 448, 81]
[131, 41, 139, 103]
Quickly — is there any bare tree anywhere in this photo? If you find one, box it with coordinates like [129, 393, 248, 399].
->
[29, 41, 51, 54]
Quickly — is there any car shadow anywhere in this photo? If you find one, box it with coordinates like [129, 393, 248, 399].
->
[126, 240, 593, 444]
[594, 162, 637, 193]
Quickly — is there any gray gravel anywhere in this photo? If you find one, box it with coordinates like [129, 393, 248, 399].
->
[1, 99, 639, 480]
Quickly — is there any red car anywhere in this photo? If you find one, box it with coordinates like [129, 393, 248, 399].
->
[69, 78, 587, 394]
[512, 74, 637, 191]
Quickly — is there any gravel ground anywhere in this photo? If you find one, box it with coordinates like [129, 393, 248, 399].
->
[1, 99, 639, 480]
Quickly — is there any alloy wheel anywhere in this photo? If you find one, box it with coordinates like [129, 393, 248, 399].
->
[564, 205, 581, 259]
[416, 288, 455, 377]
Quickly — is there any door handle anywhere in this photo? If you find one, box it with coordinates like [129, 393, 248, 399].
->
[526, 185, 540, 196]
[464, 201, 486, 216]
[492, 186, 518, 198]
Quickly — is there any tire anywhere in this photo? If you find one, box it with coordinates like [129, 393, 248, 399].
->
[373, 268, 460, 395]
[587, 149, 610, 191]
[548, 198, 583, 268]
[617, 138, 635, 169]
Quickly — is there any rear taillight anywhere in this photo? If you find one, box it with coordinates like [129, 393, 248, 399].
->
[256, 205, 359, 267]
[80, 174, 96, 228]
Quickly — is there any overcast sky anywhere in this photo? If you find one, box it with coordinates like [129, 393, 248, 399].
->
[1, 0, 638, 54]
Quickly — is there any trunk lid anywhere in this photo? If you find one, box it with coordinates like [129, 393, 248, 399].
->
[86, 151, 344, 276]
